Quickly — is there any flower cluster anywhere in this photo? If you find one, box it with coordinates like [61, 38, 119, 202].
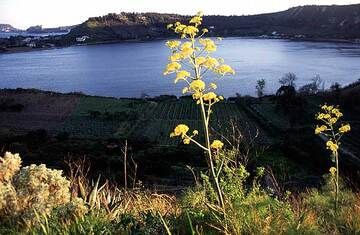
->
[210, 140, 224, 150]
[0, 152, 21, 183]
[315, 104, 350, 155]
[164, 11, 234, 107]
[0, 152, 86, 225]
[329, 167, 337, 175]
[326, 140, 339, 154]
[166, 12, 232, 153]
[170, 124, 199, 145]
[316, 105, 345, 126]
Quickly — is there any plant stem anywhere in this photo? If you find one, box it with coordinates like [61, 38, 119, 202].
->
[335, 151, 339, 210]
[190, 35, 224, 209]
[200, 97, 224, 209]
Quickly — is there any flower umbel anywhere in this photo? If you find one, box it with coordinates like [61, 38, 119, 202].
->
[170, 124, 189, 138]
[211, 140, 224, 150]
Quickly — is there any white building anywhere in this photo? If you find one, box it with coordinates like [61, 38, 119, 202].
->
[76, 36, 90, 42]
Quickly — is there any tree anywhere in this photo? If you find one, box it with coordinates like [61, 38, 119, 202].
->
[255, 79, 266, 99]
[276, 85, 305, 128]
[279, 72, 297, 87]
[298, 75, 324, 95]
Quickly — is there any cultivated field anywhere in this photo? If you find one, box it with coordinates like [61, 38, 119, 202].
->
[0, 89, 79, 136]
[61, 96, 270, 145]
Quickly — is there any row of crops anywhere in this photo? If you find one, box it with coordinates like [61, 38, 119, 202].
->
[60, 96, 270, 146]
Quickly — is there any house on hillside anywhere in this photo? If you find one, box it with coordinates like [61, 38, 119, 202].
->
[76, 36, 90, 42]
[27, 42, 36, 48]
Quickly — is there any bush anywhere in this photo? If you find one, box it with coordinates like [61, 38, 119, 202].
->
[0, 152, 86, 227]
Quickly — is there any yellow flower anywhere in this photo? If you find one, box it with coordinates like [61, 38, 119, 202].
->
[203, 92, 217, 102]
[192, 92, 202, 100]
[315, 125, 327, 134]
[339, 124, 351, 133]
[323, 114, 331, 120]
[164, 62, 181, 75]
[193, 130, 199, 135]
[326, 140, 338, 153]
[190, 80, 206, 92]
[180, 47, 194, 58]
[181, 42, 192, 50]
[215, 64, 235, 75]
[182, 87, 189, 94]
[326, 105, 334, 111]
[316, 113, 324, 120]
[199, 38, 217, 52]
[211, 140, 224, 150]
[175, 70, 190, 83]
[202, 28, 209, 33]
[170, 52, 182, 62]
[329, 167, 337, 175]
[203, 57, 219, 69]
[329, 117, 338, 124]
[189, 16, 202, 25]
[183, 26, 199, 37]
[332, 109, 343, 118]
[166, 40, 181, 49]
[195, 56, 206, 65]
[174, 23, 186, 34]
[170, 124, 189, 137]
[183, 138, 191, 144]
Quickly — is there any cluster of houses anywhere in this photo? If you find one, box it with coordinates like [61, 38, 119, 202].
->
[259, 31, 306, 39]
[22, 37, 55, 48]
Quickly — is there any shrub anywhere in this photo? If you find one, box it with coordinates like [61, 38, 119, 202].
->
[0, 152, 87, 227]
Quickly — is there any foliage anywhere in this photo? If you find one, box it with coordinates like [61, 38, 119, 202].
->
[279, 72, 297, 87]
[298, 75, 324, 95]
[0, 152, 85, 227]
[255, 79, 266, 98]
[0, 150, 360, 234]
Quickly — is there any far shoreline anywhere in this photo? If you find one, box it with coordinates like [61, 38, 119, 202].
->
[1, 36, 359, 55]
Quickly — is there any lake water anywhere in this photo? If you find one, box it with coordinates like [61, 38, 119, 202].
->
[1, 38, 360, 98]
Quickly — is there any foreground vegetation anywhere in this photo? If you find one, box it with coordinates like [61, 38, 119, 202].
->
[0, 152, 359, 234]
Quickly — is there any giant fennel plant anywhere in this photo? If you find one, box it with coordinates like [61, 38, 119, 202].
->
[315, 104, 350, 209]
[164, 12, 235, 208]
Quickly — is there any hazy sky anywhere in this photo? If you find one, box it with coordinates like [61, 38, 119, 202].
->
[1, 0, 359, 29]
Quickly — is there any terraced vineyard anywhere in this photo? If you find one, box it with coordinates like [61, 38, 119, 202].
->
[61, 96, 270, 145]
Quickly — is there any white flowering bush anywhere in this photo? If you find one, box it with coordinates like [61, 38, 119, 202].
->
[0, 152, 86, 225]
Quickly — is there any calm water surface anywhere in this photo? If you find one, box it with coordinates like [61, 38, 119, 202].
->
[1, 38, 360, 97]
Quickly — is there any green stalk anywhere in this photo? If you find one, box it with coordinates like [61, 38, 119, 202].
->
[335, 151, 339, 210]
[190, 34, 224, 209]
[200, 97, 224, 208]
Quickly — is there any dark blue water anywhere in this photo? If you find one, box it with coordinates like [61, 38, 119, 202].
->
[1, 38, 360, 97]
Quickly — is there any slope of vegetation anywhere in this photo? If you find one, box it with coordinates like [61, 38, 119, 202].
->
[65, 4, 360, 44]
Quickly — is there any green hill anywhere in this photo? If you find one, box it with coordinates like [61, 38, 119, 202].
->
[65, 4, 360, 43]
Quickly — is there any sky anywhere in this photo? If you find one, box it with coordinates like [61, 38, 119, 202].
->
[0, 0, 359, 29]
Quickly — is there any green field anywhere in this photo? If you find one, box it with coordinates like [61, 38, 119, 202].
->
[61, 96, 270, 145]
